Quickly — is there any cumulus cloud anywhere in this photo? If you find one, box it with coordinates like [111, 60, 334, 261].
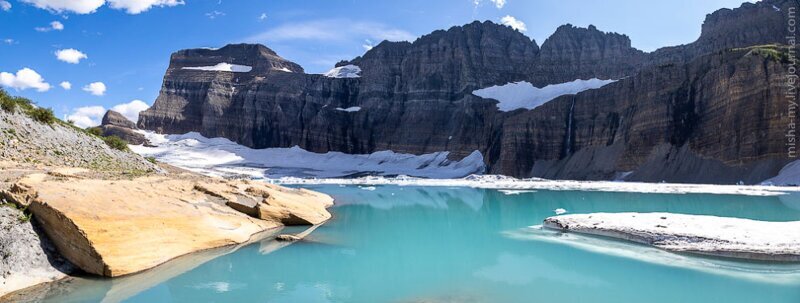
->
[246, 19, 415, 43]
[55, 48, 88, 64]
[1, 1, 11, 11]
[0, 68, 51, 92]
[60, 81, 71, 90]
[66, 100, 150, 128]
[107, 0, 184, 14]
[22, 0, 104, 14]
[258, 13, 267, 21]
[111, 99, 149, 122]
[22, 0, 183, 14]
[500, 15, 526, 32]
[35, 21, 64, 32]
[66, 106, 106, 128]
[82, 82, 106, 96]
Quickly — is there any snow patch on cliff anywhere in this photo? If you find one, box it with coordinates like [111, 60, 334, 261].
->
[130, 131, 485, 179]
[324, 65, 361, 78]
[182, 63, 253, 73]
[762, 160, 800, 186]
[335, 106, 361, 112]
[473, 78, 617, 111]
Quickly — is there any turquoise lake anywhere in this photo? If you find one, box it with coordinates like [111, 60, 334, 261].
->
[26, 185, 800, 303]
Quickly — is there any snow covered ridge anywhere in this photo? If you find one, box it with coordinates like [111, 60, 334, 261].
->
[323, 64, 361, 78]
[472, 78, 617, 111]
[129, 131, 485, 179]
[543, 213, 800, 262]
[275, 175, 800, 196]
[182, 63, 253, 73]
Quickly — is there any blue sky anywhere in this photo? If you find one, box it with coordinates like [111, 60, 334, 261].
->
[0, 0, 751, 127]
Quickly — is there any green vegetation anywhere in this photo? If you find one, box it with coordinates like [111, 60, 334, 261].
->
[29, 107, 56, 124]
[103, 135, 130, 151]
[734, 44, 792, 62]
[145, 156, 157, 164]
[86, 126, 103, 137]
[0, 88, 56, 125]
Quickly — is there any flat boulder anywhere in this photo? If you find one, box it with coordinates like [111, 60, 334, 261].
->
[1, 173, 333, 277]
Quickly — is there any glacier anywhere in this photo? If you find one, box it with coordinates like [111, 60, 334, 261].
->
[472, 78, 617, 111]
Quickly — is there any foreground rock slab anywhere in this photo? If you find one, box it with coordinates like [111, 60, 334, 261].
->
[543, 213, 800, 262]
[2, 171, 333, 277]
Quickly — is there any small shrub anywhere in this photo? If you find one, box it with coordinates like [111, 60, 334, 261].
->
[86, 126, 103, 137]
[103, 135, 129, 151]
[0, 97, 16, 112]
[145, 156, 157, 164]
[29, 107, 56, 124]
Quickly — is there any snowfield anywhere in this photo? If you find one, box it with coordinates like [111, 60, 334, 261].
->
[182, 63, 253, 73]
[130, 131, 485, 179]
[543, 212, 800, 262]
[762, 159, 800, 186]
[324, 64, 361, 78]
[472, 78, 617, 111]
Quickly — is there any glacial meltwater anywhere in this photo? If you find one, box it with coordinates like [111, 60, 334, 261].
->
[24, 186, 800, 303]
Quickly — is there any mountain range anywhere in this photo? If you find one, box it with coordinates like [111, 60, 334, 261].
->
[136, 0, 798, 184]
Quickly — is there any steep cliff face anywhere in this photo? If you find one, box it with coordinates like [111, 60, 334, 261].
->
[139, 0, 798, 183]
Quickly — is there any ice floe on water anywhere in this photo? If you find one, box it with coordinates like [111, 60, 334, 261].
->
[472, 78, 617, 111]
[181, 63, 253, 73]
[504, 225, 800, 285]
[553, 208, 567, 215]
[323, 64, 361, 78]
[130, 131, 485, 179]
[276, 174, 800, 196]
[543, 213, 800, 262]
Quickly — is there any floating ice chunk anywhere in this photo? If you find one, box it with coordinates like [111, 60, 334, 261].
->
[472, 78, 617, 111]
[324, 64, 361, 78]
[554, 208, 567, 215]
[335, 106, 361, 112]
[182, 63, 253, 73]
[498, 189, 536, 195]
[544, 212, 800, 261]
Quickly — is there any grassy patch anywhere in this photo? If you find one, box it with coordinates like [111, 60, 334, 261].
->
[145, 156, 157, 164]
[734, 44, 792, 62]
[29, 107, 56, 125]
[103, 135, 130, 151]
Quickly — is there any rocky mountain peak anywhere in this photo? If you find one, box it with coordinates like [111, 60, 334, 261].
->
[101, 110, 136, 129]
[169, 43, 304, 75]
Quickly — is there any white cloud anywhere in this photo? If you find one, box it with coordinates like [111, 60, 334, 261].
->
[246, 19, 415, 43]
[35, 21, 65, 32]
[82, 82, 106, 96]
[22, 0, 104, 14]
[107, 0, 183, 14]
[258, 13, 267, 21]
[22, 0, 183, 14]
[205, 10, 224, 19]
[60, 81, 71, 90]
[111, 99, 149, 122]
[500, 15, 526, 32]
[3, 38, 15, 44]
[362, 39, 374, 51]
[490, 0, 506, 9]
[1, 1, 11, 11]
[66, 100, 150, 128]
[0, 68, 51, 92]
[66, 106, 105, 128]
[55, 48, 88, 64]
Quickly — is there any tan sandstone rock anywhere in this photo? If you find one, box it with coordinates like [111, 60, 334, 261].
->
[2, 173, 333, 277]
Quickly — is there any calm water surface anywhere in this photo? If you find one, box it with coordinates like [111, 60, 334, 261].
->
[30, 186, 800, 303]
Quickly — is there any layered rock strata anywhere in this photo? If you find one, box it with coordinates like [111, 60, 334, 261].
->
[139, 0, 798, 183]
